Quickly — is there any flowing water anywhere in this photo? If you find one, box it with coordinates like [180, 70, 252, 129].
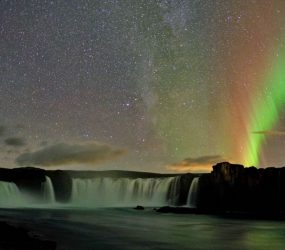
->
[187, 177, 199, 207]
[71, 177, 176, 207]
[0, 176, 181, 208]
[42, 176, 56, 204]
[0, 208, 285, 250]
[0, 177, 285, 249]
[0, 181, 21, 206]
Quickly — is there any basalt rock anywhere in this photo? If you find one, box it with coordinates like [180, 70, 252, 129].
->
[197, 162, 285, 215]
[0, 221, 56, 250]
[0, 167, 46, 198]
[167, 173, 197, 206]
[134, 205, 144, 210]
[46, 170, 72, 202]
[0, 167, 72, 202]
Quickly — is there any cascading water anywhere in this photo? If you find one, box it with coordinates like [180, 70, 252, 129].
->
[0, 175, 184, 208]
[186, 177, 199, 208]
[167, 176, 181, 205]
[0, 176, 57, 208]
[0, 181, 22, 206]
[71, 177, 178, 207]
[42, 176, 56, 203]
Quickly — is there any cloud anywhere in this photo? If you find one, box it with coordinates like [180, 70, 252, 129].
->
[167, 155, 226, 173]
[252, 130, 285, 136]
[5, 137, 25, 147]
[16, 142, 125, 167]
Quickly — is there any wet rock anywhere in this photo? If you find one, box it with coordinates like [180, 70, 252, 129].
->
[0, 167, 46, 198]
[197, 162, 285, 215]
[134, 205, 144, 210]
[0, 221, 57, 250]
[47, 170, 72, 202]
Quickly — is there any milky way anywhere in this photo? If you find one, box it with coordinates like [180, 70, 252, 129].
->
[1, 0, 285, 171]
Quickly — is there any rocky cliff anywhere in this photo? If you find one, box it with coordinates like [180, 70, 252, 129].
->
[197, 162, 285, 215]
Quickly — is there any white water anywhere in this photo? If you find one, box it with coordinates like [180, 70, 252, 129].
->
[187, 177, 199, 208]
[0, 176, 183, 208]
[71, 177, 178, 207]
[0, 181, 22, 206]
[42, 176, 56, 203]
[167, 176, 181, 205]
[0, 177, 56, 207]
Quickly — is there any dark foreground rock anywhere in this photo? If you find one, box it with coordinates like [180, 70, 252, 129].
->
[134, 205, 144, 210]
[156, 206, 198, 214]
[0, 221, 56, 250]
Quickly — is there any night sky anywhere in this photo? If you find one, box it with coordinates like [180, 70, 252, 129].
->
[1, 0, 285, 172]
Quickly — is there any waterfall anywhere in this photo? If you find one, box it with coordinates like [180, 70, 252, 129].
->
[167, 176, 181, 205]
[0, 177, 56, 207]
[0, 175, 188, 208]
[42, 176, 56, 203]
[0, 181, 22, 206]
[71, 177, 177, 207]
[186, 177, 199, 208]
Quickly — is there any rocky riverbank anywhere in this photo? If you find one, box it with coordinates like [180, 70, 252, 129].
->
[0, 220, 56, 250]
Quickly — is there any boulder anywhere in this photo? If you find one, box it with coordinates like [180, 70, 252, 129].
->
[133, 205, 144, 210]
[0, 221, 56, 250]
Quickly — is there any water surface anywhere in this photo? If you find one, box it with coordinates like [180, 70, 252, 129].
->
[0, 208, 285, 250]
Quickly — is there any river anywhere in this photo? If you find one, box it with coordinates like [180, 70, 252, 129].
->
[0, 207, 285, 250]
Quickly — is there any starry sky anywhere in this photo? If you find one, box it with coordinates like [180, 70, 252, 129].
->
[1, 0, 285, 172]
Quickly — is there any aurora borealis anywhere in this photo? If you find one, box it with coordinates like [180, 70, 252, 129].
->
[1, 0, 285, 172]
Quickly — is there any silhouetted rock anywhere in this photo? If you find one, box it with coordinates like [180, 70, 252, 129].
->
[0, 167, 46, 199]
[47, 170, 72, 202]
[0, 221, 56, 250]
[134, 205, 144, 210]
[196, 173, 217, 213]
[196, 162, 285, 216]
[212, 162, 244, 184]
[167, 173, 197, 206]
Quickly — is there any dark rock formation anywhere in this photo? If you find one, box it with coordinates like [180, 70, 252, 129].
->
[197, 162, 285, 215]
[134, 205, 144, 210]
[0, 167, 72, 202]
[0, 167, 46, 199]
[0, 221, 56, 250]
[177, 174, 196, 205]
[46, 170, 72, 202]
[167, 173, 197, 206]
